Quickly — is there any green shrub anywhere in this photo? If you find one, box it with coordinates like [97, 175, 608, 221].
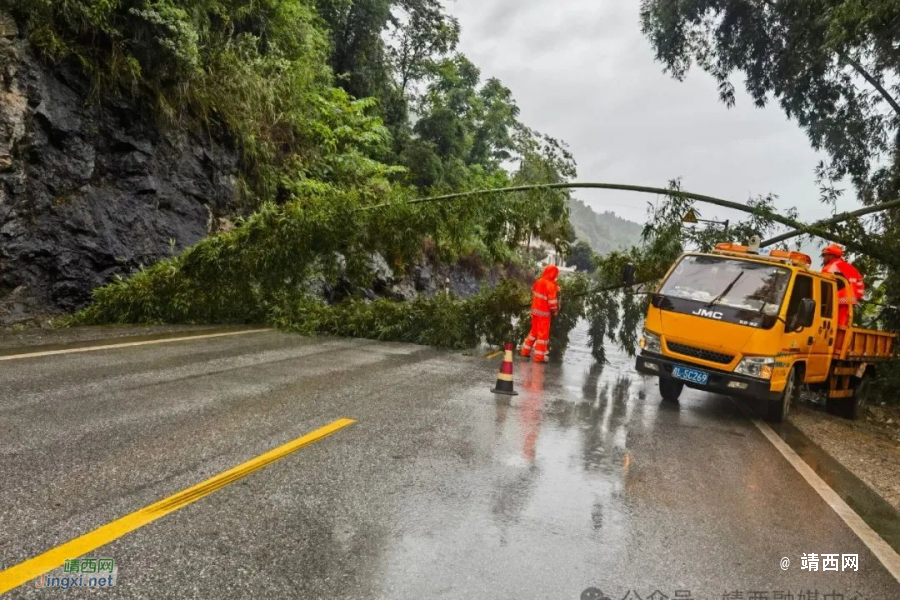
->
[269, 278, 530, 349]
[67, 188, 552, 328]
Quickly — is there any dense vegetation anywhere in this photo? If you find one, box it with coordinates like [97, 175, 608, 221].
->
[7, 0, 578, 212]
[4, 0, 578, 343]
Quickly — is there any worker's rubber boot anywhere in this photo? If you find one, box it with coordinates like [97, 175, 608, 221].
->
[520, 348, 531, 358]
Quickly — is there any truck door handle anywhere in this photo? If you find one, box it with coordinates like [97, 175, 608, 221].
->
[807, 336, 814, 346]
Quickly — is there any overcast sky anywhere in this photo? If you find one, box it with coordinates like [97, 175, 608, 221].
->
[447, 0, 858, 235]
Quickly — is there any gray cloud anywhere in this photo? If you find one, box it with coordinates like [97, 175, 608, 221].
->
[447, 0, 855, 234]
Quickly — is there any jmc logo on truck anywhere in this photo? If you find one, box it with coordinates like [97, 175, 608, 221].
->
[691, 308, 724, 319]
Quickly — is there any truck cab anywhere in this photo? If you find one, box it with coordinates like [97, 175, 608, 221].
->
[633, 242, 894, 421]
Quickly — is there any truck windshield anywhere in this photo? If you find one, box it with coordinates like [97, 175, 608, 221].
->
[657, 255, 792, 327]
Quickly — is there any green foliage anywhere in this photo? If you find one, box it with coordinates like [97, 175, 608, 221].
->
[640, 0, 900, 206]
[5, 0, 397, 205]
[271, 278, 529, 349]
[399, 55, 526, 191]
[6, 0, 574, 218]
[72, 225, 532, 349]
[565, 241, 597, 273]
[387, 0, 460, 96]
[314, 0, 395, 102]
[16, 0, 577, 353]
[68, 185, 563, 327]
[549, 274, 591, 358]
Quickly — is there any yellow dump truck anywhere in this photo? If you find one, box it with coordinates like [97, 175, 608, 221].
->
[633, 242, 896, 421]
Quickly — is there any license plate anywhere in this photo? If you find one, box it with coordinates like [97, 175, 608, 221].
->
[672, 366, 709, 385]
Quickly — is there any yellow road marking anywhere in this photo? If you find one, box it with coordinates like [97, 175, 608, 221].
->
[484, 349, 504, 360]
[0, 329, 273, 362]
[0, 418, 355, 595]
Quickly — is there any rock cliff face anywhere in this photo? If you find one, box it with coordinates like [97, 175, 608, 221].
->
[0, 16, 528, 327]
[0, 16, 239, 325]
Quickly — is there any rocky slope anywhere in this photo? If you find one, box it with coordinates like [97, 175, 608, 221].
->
[0, 16, 537, 328]
[0, 15, 239, 326]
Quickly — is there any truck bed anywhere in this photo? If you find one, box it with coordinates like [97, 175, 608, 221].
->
[835, 326, 896, 361]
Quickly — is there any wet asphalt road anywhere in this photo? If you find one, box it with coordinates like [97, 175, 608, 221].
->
[1, 326, 899, 599]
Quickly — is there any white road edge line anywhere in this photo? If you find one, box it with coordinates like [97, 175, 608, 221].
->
[0, 329, 274, 362]
[751, 416, 900, 584]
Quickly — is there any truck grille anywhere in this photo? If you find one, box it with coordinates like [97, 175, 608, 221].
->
[667, 342, 734, 365]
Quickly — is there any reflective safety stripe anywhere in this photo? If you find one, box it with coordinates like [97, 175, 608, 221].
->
[532, 309, 551, 317]
[525, 335, 536, 341]
[533, 292, 548, 300]
[533, 350, 546, 357]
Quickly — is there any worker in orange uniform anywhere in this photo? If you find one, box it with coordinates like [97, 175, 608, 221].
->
[821, 244, 865, 327]
[520, 265, 559, 362]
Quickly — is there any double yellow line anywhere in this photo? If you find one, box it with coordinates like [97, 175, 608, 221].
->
[0, 418, 355, 595]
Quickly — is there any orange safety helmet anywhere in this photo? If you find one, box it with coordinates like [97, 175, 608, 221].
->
[821, 244, 843, 259]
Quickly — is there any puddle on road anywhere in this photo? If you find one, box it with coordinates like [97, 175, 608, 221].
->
[503, 319, 900, 554]
[482, 321, 655, 541]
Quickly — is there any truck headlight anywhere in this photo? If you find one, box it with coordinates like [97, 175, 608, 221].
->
[734, 356, 775, 380]
[640, 330, 662, 354]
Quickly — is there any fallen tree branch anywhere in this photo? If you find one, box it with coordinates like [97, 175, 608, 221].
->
[365, 182, 900, 265]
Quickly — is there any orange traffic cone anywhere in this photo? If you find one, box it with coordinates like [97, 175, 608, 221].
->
[491, 342, 518, 396]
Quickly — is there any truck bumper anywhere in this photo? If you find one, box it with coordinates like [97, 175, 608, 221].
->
[635, 352, 780, 402]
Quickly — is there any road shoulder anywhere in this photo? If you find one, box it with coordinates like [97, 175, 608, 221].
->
[791, 400, 900, 513]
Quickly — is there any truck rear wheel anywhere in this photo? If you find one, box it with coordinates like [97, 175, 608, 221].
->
[767, 367, 798, 423]
[659, 378, 684, 403]
[827, 373, 873, 420]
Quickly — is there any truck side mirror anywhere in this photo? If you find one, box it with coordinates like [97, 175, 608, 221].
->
[622, 263, 636, 287]
[791, 298, 816, 330]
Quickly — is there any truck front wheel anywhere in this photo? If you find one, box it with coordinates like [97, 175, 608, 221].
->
[767, 367, 798, 423]
[659, 378, 684, 403]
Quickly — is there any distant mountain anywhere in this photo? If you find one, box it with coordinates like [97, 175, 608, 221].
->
[569, 198, 644, 255]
